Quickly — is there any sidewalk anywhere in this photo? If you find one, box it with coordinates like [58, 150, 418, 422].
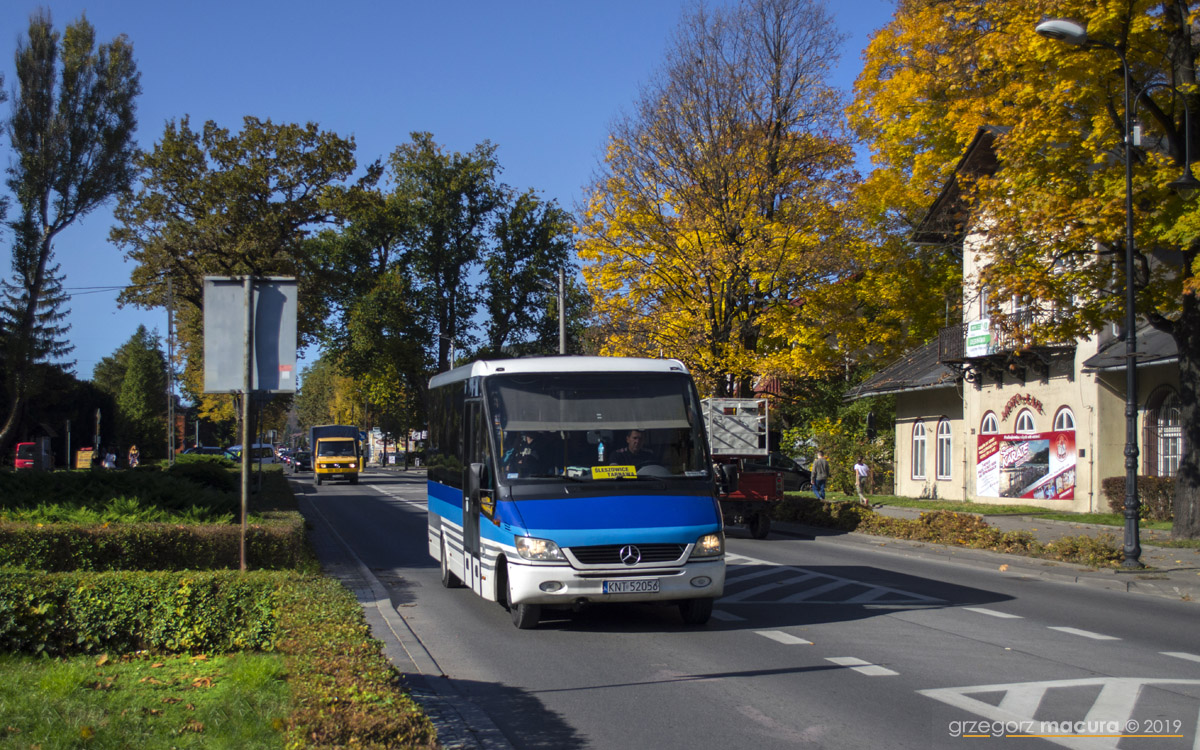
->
[777, 503, 1200, 602]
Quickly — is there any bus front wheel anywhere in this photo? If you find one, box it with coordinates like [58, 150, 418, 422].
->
[679, 597, 713, 625]
[506, 569, 541, 629]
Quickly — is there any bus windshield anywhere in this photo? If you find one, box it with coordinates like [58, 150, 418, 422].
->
[486, 371, 709, 482]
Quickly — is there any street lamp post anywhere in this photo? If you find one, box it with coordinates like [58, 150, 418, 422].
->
[1036, 18, 1200, 568]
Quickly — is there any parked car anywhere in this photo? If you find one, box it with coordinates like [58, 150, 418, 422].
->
[743, 452, 812, 492]
[290, 450, 312, 473]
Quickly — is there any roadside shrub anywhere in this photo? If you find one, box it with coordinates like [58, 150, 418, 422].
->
[0, 469, 237, 522]
[1044, 533, 1125, 568]
[275, 576, 438, 749]
[773, 499, 1121, 567]
[0, 516, 312, 571]
[165, 459, 238, 492]
[0, 569, 283, 655]
[1102, 475, 1175, 521]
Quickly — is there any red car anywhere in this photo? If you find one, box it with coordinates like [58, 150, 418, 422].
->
[14, 442, 35, 469]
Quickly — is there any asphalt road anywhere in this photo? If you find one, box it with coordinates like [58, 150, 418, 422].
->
[296, 468, 1200, 750]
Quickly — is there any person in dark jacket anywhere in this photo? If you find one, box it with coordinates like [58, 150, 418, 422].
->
[811, 450, 830, 500]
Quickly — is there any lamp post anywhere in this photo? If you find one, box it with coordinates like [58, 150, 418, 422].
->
[1036, 18, 1200, 568]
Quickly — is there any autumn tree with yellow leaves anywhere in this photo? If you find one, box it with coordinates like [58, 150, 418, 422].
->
[579, 0, 857, 397]
[853, 0, 1200, 537]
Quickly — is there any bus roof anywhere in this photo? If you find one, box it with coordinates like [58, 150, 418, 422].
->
[428, 356, 690, 389]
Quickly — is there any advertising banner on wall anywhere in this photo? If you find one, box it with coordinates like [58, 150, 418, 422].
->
[976, 430, 1076, 500]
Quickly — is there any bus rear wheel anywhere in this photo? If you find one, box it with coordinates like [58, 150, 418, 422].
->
[440, 539, 462, 589]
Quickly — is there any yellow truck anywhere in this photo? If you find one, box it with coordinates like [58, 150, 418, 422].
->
[309, 425, 361, 486]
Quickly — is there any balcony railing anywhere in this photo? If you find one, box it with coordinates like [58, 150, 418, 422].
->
[939, 311, 1071, 363]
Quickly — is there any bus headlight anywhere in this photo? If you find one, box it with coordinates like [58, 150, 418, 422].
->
[515, 536, 566, 562]
[690, 532, 724, 559]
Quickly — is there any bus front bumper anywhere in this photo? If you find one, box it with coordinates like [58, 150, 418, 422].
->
[507, 558, 725, 606]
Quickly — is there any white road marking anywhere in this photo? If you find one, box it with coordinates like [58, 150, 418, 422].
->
[825, 656, 898, 676]
[1162, 651, 1200, 663]
[755, 630, 812, 645]
[722, 553, 944, 606]
[921, 677, 1200, 750]
[963, 607, 1023, 619]
[1048, 626, 1120, 641]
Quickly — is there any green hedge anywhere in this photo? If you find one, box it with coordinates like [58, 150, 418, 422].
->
[1101, 475, 1175, 521]
[0, 569, 284, 655]
[0, 516, 311, 571]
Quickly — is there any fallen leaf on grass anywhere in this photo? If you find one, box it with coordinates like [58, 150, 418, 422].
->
[151, 662, 164, 668]
[191, 677, 213, 688]
[139, 677, 163, 685]
[161, 698, 182, 705]
[179, 720, 205, 733]
[94, 654, 108, 667]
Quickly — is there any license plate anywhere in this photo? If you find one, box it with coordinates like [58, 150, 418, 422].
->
[603, 579, 659, 594]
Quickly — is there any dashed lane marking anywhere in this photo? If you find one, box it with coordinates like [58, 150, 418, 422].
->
[1162, 651, 1200, 663]
[755, 630, 812, 645]
[825, 656, 898, 676]
[963, 607, 1024, 619]
[1048, 626, 1120, 641]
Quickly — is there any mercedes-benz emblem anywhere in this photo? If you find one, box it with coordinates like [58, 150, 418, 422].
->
[618, 545, 642, 565]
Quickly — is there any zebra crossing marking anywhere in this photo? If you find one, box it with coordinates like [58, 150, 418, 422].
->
[723, 553, 944, 606]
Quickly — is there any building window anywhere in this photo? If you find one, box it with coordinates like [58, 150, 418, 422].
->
[981, 412, 998, 434]
[912, 422, 927, 479]
[1015, 410, 1036, 434]
[1053, 407, 1075, 431]
[936, 419, 952, 480]
[1145, 388, 1182, 478]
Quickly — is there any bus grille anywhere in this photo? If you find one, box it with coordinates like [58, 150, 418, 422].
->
[567, 544, 687, 566]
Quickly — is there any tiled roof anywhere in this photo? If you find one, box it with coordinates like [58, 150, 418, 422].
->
[846, 339, 959, 400]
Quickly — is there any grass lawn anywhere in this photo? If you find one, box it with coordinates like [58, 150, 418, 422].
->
[0, 651, 289, 749]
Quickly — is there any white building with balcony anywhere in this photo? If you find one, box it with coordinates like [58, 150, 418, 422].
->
[848, 128, 1181, 511]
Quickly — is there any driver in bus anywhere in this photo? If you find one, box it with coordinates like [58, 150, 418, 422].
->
[609, 429, 656, 468]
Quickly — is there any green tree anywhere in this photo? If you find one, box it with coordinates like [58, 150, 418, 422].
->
[110, 116, 362, 422]
[480, 188, 577, 357]
[390, 132, 500, 372]
[295, 356, 339, 435]
[853, 0, 1200, 537]
[579, 0, 856, 397]
[93, 326, 166, 459]
[0, 11, 140, 456]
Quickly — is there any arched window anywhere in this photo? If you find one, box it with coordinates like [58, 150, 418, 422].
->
[936, 419, 953, 480]
[1144, 388, 1182, 477]
[981, 412, 998, 434]
[912, 422, 927, 479]
[1015, 410, 1036, 434]
[1053, 407, 1075, 432]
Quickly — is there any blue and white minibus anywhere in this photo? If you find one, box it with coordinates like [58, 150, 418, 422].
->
[426, 356, 725, 629]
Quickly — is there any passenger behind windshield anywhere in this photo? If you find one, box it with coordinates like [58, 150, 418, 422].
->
[503, 433, 545, 477]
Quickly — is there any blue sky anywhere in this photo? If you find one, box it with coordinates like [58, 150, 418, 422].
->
[0, 0, 896, 378]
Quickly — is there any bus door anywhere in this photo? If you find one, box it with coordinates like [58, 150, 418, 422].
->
[462, 399, 488, 595]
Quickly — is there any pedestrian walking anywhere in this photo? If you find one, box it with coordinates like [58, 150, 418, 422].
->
[811, 450, 830, 501]
[854, 458, 872, 506]
[128, 444, 140, 469]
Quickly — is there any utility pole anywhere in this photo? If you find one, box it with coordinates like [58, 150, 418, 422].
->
[558, 266, 566, 355]
[166, 273, 176, 464]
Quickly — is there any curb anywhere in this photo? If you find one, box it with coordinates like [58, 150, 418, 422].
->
[298, 487, 514, 750]
[770, 520, 1199, 603]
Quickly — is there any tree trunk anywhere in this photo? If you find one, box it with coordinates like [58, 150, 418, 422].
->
[1172, 293, 1200, 539]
